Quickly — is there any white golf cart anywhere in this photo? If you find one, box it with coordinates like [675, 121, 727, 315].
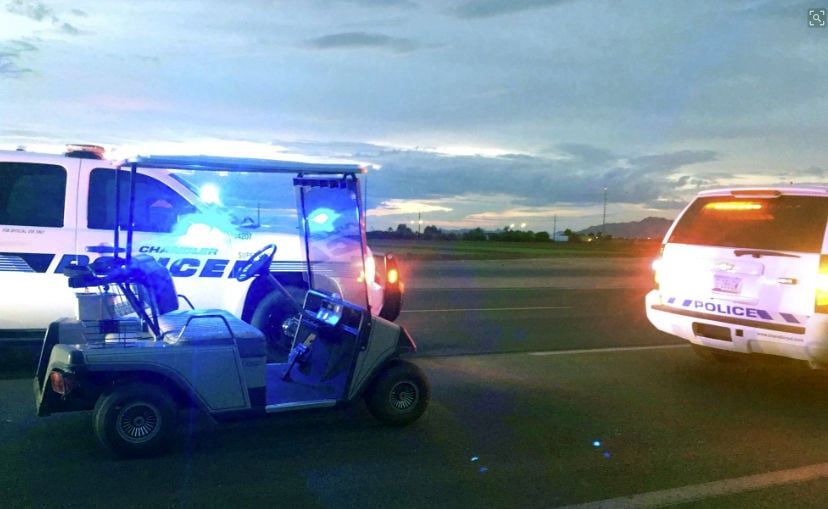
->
[33, 154, 429, 458]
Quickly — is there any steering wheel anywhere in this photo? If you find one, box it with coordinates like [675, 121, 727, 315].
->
[236, 244, 277, 282]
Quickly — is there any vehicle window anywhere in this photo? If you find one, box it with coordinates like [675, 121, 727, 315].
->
[0, 162, 66, 227]
[88, 169, 195, 233]
[668, 195, 828, 253]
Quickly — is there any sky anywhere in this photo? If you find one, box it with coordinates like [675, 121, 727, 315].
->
[1, 0, 826, 234]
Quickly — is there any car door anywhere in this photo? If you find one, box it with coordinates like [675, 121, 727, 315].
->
[0, 156, 81, 330]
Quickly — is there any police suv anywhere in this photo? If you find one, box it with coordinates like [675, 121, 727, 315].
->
[0, 145, 402, 354]
[646, 187, 828, 367]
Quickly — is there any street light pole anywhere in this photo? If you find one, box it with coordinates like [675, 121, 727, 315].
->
[602, 187, 607, 236]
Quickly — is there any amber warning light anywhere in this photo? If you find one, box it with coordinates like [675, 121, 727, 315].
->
[703, 201, 763, 211]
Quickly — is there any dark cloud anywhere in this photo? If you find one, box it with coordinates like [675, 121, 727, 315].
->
[271, 140, 722, 212]
[0, 55, 32, 77]
[5, 0, 82, 34]
[452, 0, 572, 19]
[336, 0, 418, 7]
[305, 32, 419, 53]
[59, 23, 79, 35]
[297, 142, 722, 210]
[553, 144, 617, 165]
[0, 41, 37, 78]
[5, 0, 56, 22]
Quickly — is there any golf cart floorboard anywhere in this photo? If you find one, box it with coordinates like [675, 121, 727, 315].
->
[264, 362, 344, 410]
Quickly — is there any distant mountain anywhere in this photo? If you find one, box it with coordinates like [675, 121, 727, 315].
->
[578, 216, 672, 239]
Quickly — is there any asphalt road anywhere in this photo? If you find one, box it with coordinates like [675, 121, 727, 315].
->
[3, 257, 828, 508]
[398, 257, 677, 356]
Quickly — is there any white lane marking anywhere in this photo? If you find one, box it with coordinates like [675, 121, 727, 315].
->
[556, 462, 828, 508]
[529, 344, 689, 356]
[401, 306, 572, 313]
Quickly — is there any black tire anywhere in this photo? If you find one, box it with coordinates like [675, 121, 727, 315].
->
[365, 360, 430, 426]
[251, 291, 301, 359]
[93, 383, 177, 458]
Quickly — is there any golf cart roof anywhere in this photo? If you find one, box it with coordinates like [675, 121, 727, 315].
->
[119, 154, 367, 175]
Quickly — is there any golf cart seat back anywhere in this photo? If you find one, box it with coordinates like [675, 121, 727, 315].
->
[127, 255, 179, 315]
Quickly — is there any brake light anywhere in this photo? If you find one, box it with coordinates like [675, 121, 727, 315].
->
[816, 255, 828, 313]
[358, 255, 376, 284]
[703, 201, 762, 211]
[652, 258, 662, 288]
[652, 246, 664, 289]
[49, 371, 77, 395]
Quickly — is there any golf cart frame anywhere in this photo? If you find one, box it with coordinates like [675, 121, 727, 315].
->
[33, 154, 429, 458]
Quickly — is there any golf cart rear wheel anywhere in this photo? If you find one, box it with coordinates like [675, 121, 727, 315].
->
[93, 383, 177, 458]
[365, 360, 430, 426]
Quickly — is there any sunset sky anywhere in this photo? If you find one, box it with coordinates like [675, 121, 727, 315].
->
[2, 0, 826, 233]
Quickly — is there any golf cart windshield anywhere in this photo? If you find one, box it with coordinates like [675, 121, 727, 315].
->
[295, 176, 370, 311]
[120, 154, 371, 311]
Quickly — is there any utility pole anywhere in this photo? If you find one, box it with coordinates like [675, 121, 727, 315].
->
[553, 214, 557, 242]
[602, 187, 607, 237]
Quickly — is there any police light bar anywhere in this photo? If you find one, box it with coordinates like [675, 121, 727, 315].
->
[119, 154, 366, 175]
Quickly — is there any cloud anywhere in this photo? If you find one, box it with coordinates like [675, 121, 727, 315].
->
[264, 139, 724, 231]
[267, 140, 722, 212]
[451, 0, 572, 18]
[5, 0, 56, 22]
[0, 40, 36, 78]
[4, 0, 82, 34]
[371, 199, 453, 217]
[355, 143, 721, 210]
[58, 22, 79, 35]
[335, 0, 418, 7]
[305, 32, 419, 53]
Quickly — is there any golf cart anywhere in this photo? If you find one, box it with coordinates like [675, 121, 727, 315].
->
[33, 154, 429, 458]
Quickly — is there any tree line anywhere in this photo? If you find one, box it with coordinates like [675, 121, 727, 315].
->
[368, 224, 611, 242]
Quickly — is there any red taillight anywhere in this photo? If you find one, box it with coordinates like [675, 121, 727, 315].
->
[816, 255, 828, 313]
[652, 246, 665, 290]
[49, 371, 76, 395]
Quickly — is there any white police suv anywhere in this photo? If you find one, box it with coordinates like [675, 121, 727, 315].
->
[0, 145, 402, 354]
[646, 187, 828, 367]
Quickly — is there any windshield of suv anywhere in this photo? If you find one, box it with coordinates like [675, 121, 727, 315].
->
[668, 195, 828, 253]
[169, 170, 300, 234]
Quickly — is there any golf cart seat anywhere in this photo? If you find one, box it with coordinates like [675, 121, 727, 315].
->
[128, 255, 265, 357]
[156, 309, 266, 358]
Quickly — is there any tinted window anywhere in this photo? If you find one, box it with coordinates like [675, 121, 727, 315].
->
[0, 163, 66, 227]
[88, 169, 196, 233]
[669, 195, 828, 253]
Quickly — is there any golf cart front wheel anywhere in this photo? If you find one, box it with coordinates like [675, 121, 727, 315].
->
[365, 360, 430, 426]
[93, 383, 177, 458]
